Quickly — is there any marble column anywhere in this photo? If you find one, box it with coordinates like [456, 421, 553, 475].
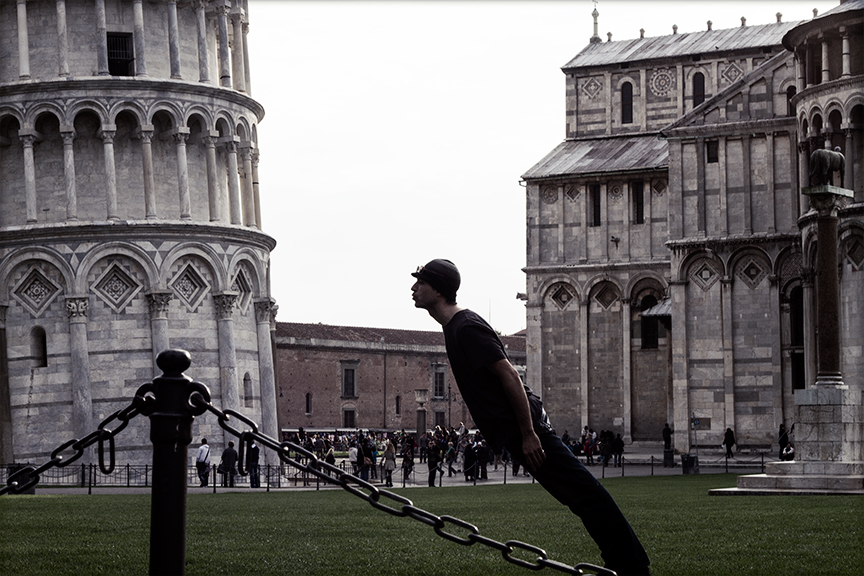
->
[843, 129, 854, 193]
[56, 0, 69, 77]
[20, 133, 37, 223]
[251, 150, 261, 229]
[146, 292, 172, 377]
[214, 294, 241, 448]
[139, 126, 157, 219]
[621, 298, 632, 443]
[203, 134, 221, 222]
[820, 38, 830, 84]
[216, 4, 232, 88]
[100, 127, 118, 220]
[95, 0, 109, 75]
[194, 0, 210, 83]
[16, 0, 30, 80]
[61, 130, 77, 221]
[66, 296, 93, 462]
[132, 0, 146, 76]
[579, 298, 589, 429]
[798, 141, 811, 212]
[255, 299, 278, 463]
[841, 28, 851, 78]
[242, 21, 252, 95]
[670, 280, 690, 453]
[174, 130, 191, 219]
[230, 12, 246, 92]
[167, 0, 181, 79]
[0, 304, 12, 464]
[240, 145, 256, 227]
[224, 140, 242, 225]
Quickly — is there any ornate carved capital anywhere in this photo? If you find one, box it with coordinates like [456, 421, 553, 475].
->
[65, 297, 89, 319]
[61, 131, 75, 145]
[146, 292, 173, 319]
[100, 130, 116, 144]
[19, 134, 35, 147]
[808, 193, 847, 217]
[213, 293, 238, 320]
[139, 130, 154, 144]
[173, 132, 189, 146]
[223, 140, 237, 154]
[254, 299, 274, 324]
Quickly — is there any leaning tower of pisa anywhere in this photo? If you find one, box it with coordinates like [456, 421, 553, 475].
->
[0, 0, 278, 466]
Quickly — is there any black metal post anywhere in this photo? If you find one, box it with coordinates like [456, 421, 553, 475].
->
[146, 349, 210, 576]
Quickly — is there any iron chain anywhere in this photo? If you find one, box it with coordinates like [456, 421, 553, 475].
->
[198, 397, 617, 576]
[0, 385, 154, 496]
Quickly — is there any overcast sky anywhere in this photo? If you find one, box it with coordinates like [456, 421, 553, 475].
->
[247, 0, 836, 336]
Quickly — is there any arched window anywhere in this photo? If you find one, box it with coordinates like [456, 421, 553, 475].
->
[693, 72, 705, 106]
[243, 372, 253, 408]
[786, 86, 797, 117]
[395, 395, 401, 416]
[640, 296, 659, 349]
[621, 82, 633, 124]
[305, 392, 312, 414]
[30, 327, 47, 368]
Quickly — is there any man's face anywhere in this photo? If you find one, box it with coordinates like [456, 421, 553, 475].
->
[411, 279, 439, 310]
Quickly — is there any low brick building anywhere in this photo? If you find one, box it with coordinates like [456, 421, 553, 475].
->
[274, 323, 526, 434]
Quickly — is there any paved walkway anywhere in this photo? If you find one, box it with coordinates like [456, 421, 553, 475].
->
[30, 445, 774, 495]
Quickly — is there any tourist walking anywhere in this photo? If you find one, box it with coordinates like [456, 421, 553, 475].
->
[195, 438, 211, 487]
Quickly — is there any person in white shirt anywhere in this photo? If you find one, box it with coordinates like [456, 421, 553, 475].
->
[195, 438, 211, 487]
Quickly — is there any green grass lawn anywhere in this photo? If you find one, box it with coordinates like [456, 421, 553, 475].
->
[0, 474, 860, 575]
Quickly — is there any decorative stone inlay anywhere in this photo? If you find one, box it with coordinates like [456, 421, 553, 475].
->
[169, 263, 210, 312]
[549, 283, 576, 310]
[594, 284, 618, 309]
[779, 253, 804, 287]
[91, 262, 143, 313]
[735, 257, 767, 290]
[65, 297, 89, 319]
[721, 62, 744, 84]
[582, 76, 603, 99]
[541, 186, 558, 204]
[564, 183, 579, 202]
[608, 184, 623, 201]
[649, 69, 675, 97]
[12, 267, 62, 318]
[847, 239, 864, 270]
[231, 268, 253, 313]
[689, 259, 720, 292]
[652, 179, 667, 196]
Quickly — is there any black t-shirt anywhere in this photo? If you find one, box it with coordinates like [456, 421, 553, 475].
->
[443, 309, 534, 451]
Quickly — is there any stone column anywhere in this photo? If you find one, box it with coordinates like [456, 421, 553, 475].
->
[670, 280, 690, 453]
[61, 130, 77, 221]
[167, 0, 181, 79]
[841, 28, 851, 78]
[230, 12, 246, 92]
[16, 0, 30, 80]
[66, 296, 93, 462]
[720, 277, 735, 433]
[240, 144, 256, 227]
[174, 130, 192, 220]
[251, 150, 261, 229]
[147, 292, 172, 377]
[255, 299, 278, 462]
[214, 293, 241, 447]
[579, 298, 589, 429]
[798, 141, 811, 212]
[95, 0, 109, 75]
[132, 0, 147, 76]
[805, 44, 813, 89]
[20, 133, 37, 223]
[203, 134, 221, 222]
[223, 139, 242, 224]
[139, 126, 157, 219]
[843, 129, 854, 193]
[100, 126, 118, 220]
[56, 0, 69, 77]
[242, 21, 252, 95]
[0, 304, 12, 464]
[216, 3, 232, 88]
[621, 299, 632, 443]
[742, 134, 753, 234]
[820, 38, 830, 84]
[194, 0, 210, 83]
[795, 50, 805, 93]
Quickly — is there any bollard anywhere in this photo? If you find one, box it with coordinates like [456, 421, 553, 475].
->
[146, 349, 211, 576]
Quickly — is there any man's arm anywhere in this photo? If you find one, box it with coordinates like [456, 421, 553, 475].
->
[489, 358, 546, 471]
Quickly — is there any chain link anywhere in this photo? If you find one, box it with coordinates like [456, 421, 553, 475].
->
[0, 386, 154, 496]
[202, 400, 617, 576]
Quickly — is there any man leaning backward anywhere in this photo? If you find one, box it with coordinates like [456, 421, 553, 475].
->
[411, 259, 650, 576]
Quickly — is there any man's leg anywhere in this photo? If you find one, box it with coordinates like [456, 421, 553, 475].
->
[510, 431, 650, 575]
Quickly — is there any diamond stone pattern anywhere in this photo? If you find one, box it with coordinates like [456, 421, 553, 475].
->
[170, 263, 211, 312]
[847, 239, 864, 270]
[735, 258, 767, 290]
[689, 260, 720, 292]
[549, 283, 576, 310]
[582, 77, 602, 99]
[721, 62, 744, 84]
[594, 284, 618, 310]
[12, 267, 62, 318]
[231, 268, 253, 313]
[92, 263, 143, 313]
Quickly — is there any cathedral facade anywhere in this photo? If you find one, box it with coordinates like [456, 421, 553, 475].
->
[522, 2, 863, 452]
[0, 0, 278, 465]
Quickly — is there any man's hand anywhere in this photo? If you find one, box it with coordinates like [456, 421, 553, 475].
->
[522, 429, 546, 472]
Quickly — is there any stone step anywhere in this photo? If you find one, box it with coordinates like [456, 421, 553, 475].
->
[764, 461, 864, 476]
[737, 473, 864, 491]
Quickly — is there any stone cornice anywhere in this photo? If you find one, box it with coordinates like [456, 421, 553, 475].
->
[0, 220, 277, 252]
[660, 116, 796, 140]
[523, 259, 671, 276]
[665, 231, 800, 254]
[790, 75, 864, 108]
[0, 76, 265, 121]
